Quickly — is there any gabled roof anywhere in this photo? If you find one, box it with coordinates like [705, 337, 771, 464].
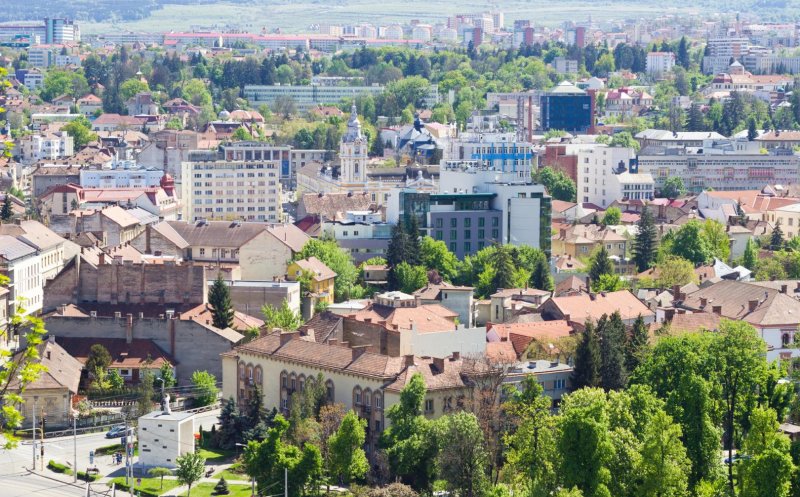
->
[0, 220, 64, 251]
[292, 256, 337, 282]
[56, 337, 176, 369]
[266, 224, 310, 253]
[0, 235, 37, 261]
[10, 340, 82, 393]
[166, 220, 269, 249]
[682, 280, 800, 327]
[543, 290, 653, 322]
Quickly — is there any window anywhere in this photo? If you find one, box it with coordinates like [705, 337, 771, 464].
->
[492, 217, 499, 227]
[354, 388, 362, 405]
[492, 229, 499, 239]
[464, 218, 471, 227]
[450, 229, 457, 239]
[375, 420, 381, 432]
[375, 394, 382, 408]
[435, 230, 443, 240]
[450, 218, 457, 228]
[555, 378, 566, 390]
[424, 399, 434, 413]
[435, 218, 443, 228]
[199, 248, 206, 256]
[239, 364, 245, 379]
[449, 242, 457, 253]
[478, 218, 485, 227]
[464, 229, 471, 239]
[464, 242, 471, 253]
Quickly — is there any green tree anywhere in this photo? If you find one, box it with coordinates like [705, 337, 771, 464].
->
[701, 219, 731, 261]
[231, 127, 254, 141]
[503, 377, 557, 496]
[558, 388, 613, 497]
[419, 236, 458, 282]
[530, 254, 554, 292]
[638, 410, 690, 497]
[710, 320, 768, 495]
[536, 167, 577, 202]
[670, 221, 712, 265]
[491, 244, 516, 291]
[62, 116, 98, 148]
[747, 117, 758, 141]
[86, 344, 112, 374]
[609, 132, 640, 152]
[191, 371, 219, 407]
[328, 410, 369, 485]
[589, 246, 615, 283]
[742, 238, 758, 271]
[208, 274, 234, 329]
[632, 206, 658, 272]
[661, 177, 686, 199]
[572, 320, 601, 389]
[599, 312, 628, 391]
[741, 408, 794, 497]
[654, 256, 698, 289]
[601, 207, 621, 227]
[158, 362, 176, 388]
[295, 238, 362, 302]
[182, 78, 212, 107]
[0, 193, 12, 221]
[591, 273, 625, 292]
[213, 477, 230, 495]
[394, 262, 428, 294]
[137, 370, 155, 417]
[771, 220, 785, 251]
[381, 372, 438, 492]
[175, 451, 206, 496]
[677, 36, 690, 68]
[119, 78, 150, 103]
[434, 412, 487, 497]
[217, 397, 241, 449]
[262, 299, 303, 332]
[148, 467, 172, 489]
[624, 315, 649, 374]
[107, 369, 124, 390]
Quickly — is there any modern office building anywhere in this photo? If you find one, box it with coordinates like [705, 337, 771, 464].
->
[447, 132, 534, 180]
[539, 81, 593, 133]
[218, 141, 326, 188]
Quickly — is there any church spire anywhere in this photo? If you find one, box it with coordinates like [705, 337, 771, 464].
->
[343, 102, 363, 142]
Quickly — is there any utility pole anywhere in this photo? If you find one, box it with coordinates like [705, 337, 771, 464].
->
[72, 415, 77, 483]
[284, 467, 288, 497]
[40, 408, 45, 471]
[31, 398, 36, 470]
[124, 416, 130, 485]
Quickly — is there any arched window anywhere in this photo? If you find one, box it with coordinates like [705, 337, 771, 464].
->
[783, 333, 792, 347]
[255, 366, 262, 384]
[363, 388, 371, 409]
[354, 386, 362, 405]
[239, 363, 245, 379]
[375, 392, 383, 409]
[246, 365, 253, 381]
[298, 374, 306, 392]
[290, 373, 297, 391]
[281, 371, 288, 388]
[326, 380, 335, 401]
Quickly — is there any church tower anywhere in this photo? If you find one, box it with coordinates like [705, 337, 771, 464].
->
[339, 103, 368, 185]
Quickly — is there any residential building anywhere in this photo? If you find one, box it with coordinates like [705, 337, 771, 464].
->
[131, 221, 309, 281]
[219, 142, 326, 188]
[19, 132, 74, 162]
[76, 94, 103, 116]
[603, 87, 654, 118]
[678, 280, 800, 361]
[320, 211, 392, 263]
[9, 337, 82, 428]
[538, 290, 655, 326]
[637, 139, 800, 193]
[575, 145, 653, 207]
[551, 225, 630, 267]
[553, 57, 579, 74]
[216, 280, 301, 317]
[0, 235, 43, 316]
[0, 220, 69, 282]
[635, 129, 727, 149]
[447, 132, 533, 180]
[180, 152, 282, 222]
[287, 257, 337, 305]
[56, 337, 174, 385]
[413, 282, 475, 328]
[79, 162, 165, 188]
[487, 288, 551, 324]
[646, 52, 676, 77]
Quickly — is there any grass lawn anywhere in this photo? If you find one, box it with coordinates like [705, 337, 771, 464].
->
[110, 476, 181, 497]
[180, 482, 255, 497]
[196, 447, 235, 464]
[214, 462, 249, 482]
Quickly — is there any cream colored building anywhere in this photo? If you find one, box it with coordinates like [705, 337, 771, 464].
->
[180, 158, 283, 222]
[222, 331, 475, 457]
[768, 203, 800, 239]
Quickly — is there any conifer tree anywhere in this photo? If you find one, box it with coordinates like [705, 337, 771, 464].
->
[530, 255, 554, 291]
[0, 193, 12, 221]
[771, 220, 785, 251]
[624, 314, 649, 373]
[589, 246, 614, 283]
[491, 244, 516, 292]
[571, 320, 601, 389]
[599, 311, 627, 390]
[742, 238, 758, 272]
[208, 273, 234, 329]
[632, 206, 658, 272]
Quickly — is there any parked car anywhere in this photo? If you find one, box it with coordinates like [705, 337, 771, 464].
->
[105, 425, 126, 438]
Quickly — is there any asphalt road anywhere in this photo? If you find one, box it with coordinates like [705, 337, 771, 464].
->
[0, 409, 221, 495]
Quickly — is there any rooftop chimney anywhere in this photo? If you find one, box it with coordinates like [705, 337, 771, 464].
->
[351, 345, 368, 362]
[451, 351, 460, 360]
[748, 299, 759, 313]
[433, 357, 446, 373]
[280, 331, 298, 346]
[712, 305, 722, 315]
[700, 297, 708, 308]
[781, 284, 788, 294]
[404, 354, 415, 367]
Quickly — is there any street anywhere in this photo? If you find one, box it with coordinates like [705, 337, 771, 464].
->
[0, 409, 221, 496]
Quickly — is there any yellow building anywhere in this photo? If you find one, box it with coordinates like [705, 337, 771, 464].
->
[287, 256, 337, 304]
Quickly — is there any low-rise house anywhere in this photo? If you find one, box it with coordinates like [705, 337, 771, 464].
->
[484, 288, 551, 325]
[413, 282, 475, 328]
[56, 337, 174, 385]
[10, 337, 83, 428]
[287, 257, 337, 305]
[538, 290, 655, 327]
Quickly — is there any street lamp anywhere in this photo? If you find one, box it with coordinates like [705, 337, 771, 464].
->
[40, 410, 47, 471]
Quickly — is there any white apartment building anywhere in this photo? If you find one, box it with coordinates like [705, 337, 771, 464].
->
[0, 236, 43, 316]
[19, 132, 74, 162]
[638, 140, 800, 193]
[554, 57, 579, 74]
[80, 163, 164, 189]
[219, 142, 326, 188]
[243, 84, 439, 112]
[576, 145, 653, 207]
[180, 159, 283, 222]
[646, 52, 675, 77]
[448, 132, 533, 180]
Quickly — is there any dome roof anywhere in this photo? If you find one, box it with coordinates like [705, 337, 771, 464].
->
[218, 110, 231, 120]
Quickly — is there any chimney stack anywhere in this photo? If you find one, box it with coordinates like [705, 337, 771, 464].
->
[280, 331, 298, 345]
[351, 345, 368, 362]
[404, 354, 415, 367]
[712, 305, 722, 315]
[451, 351, 460, 360]
[781, 284, 788, 294]
[433, 357, 445, 373]
[700, 297, 708, 308]
[748, 299, 759, 312]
